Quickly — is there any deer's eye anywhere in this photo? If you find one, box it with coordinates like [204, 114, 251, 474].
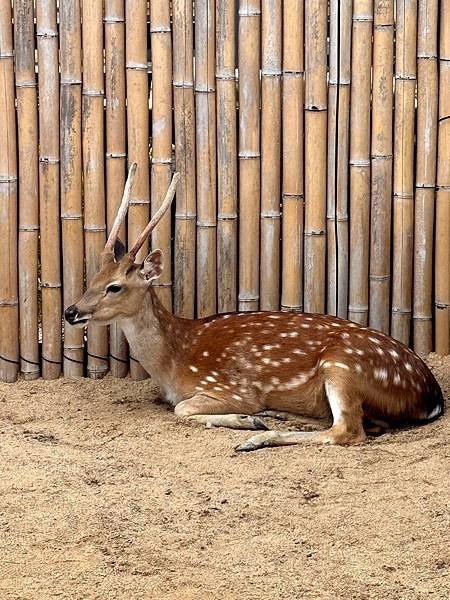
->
[106, 284, 122, 294]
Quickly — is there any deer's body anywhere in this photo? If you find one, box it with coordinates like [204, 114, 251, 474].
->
[65, 165, 444, 451]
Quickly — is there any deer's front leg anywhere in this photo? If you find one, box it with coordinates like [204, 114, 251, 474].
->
[174, 395, 269, 431]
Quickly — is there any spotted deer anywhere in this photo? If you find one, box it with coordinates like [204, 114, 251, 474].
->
[65, 164, 444, 451]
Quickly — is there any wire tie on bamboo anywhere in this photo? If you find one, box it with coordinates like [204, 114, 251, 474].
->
[0, 299, 18, 306]
[435, 303, 450, 310]
[152, 158, 173, 165]
[370, 274, 390, 281]
[42, 356, 62, 365]
[215, 75, 236, 81]
[20, 356, 40, 366]
[283, 70, 304, 77]
[352, 15, 373, 22]
[0, 354, 20, 365]
[304, 231, 326, 237]
[371, 154, 393, 160]
[87, 352, 109, 362]
[0, 52, 14, 59]
[391, 308, 412, 315]
[438, 116, 450, 125]
[417, 53, 437, 59]
[350, 159, 371, 167]
[0, 175, 18, 182]
[110, 353, 129, 365]
[64, 354, 84, 365]
[415, 184, 435, 189]
[281, 305, 304, 312]
[41, 282, 61, 289]
[282, 193, 304, 199]
[129, 199, 150, 206]
[195, 86, 216, 93]
[395, 75, 416, 81]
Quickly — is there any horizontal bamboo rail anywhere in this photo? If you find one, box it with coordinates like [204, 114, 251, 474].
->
[1, 0, 449, 383]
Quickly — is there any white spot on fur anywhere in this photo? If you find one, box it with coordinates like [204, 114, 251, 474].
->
[369, 336, 381, 344]
[376, 347, 384, 356]
[195, 386, 204, 391]
[202, 351, 209, 357]
[293, 349, 306, 355]
[373, 368, 388, 381]
[344, 348, 354, 354]
[205, 375, 216, 383]
[213, 386, 223, 392]
[355, 364, 362, 373]
[232, 394, 242, 401]
[189, 365, 198, 373]
[325, 381, 344, 423]
[271, 377, 280, 385]
[279, 332, 288, 338]
[334, 362, 350, 370]
[262, 358, 271, 365]
[393, 374, 401, 385]
[281, 357, 292, 363]
[405, 362, 413, 372]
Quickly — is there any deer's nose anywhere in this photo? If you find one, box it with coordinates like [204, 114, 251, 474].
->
[65, 305, 78, 324]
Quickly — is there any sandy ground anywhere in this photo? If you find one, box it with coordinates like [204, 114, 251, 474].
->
[1, 354, 449, 600]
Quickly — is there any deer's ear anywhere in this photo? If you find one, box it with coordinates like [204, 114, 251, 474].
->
[141, 249, 163, 282]
[113, 238, 127, 261]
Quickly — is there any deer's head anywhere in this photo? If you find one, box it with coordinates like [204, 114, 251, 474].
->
[64, 164, 179, 327]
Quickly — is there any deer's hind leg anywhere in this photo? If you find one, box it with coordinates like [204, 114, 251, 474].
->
[175, 395, 268, 431]
[236, 379, 366, 451]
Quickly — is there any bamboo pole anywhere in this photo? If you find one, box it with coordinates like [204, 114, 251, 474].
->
[60, 0, 84, 377]
[105, 0, 128, 377]
[216, 0, 237, 314]
[413, 0, 438, 355]
[435, 0, 450, 354]
[150, 0, 173, 312]
[173, 0, 196, 318]
[281, 0, 304, 314]
[238, 0, 261, 312]
[82, 0, 108, 379]
[195, 0, 217, 317]
[0, 1, 19, 382]
[14, 0, 39, 379]
[391, 0, 417, 346]
[260, 0, 281, 311]
[126, 0, 149, 379]
[327, 0, 352, 318]
[369, 0, 394, 334]
[304, 0, 327, 314]
[348, 0, 373, 326]
[36, 0, 61, 379]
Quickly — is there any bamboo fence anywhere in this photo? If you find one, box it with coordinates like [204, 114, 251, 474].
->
[1, 0, 449, 383]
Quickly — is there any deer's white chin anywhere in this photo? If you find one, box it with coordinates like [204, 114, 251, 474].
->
[70, 315, 92, 327]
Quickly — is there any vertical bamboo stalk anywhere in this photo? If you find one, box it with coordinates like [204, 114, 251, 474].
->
[105, 0, 128, 377]
[82, 0, 108, 379]
[60, 0, 84, 377]
[196, 0, 217, 317]
[348, 0, 373, 326]
[150, 0, 173, 312]
[36, 0, 61, 379]
[173, 0, 196, 318]
[216, 0, 237, 313]
[413, 0, 438, 355]
[304, 0, 327, 314]
[369, 0, 394, 334]
[260, 0, 281, 311]
[391, 0, 417, 345]
[238, 0, 261, 312]
[126, 0, 149, 379]
[14, 0, 39, 379]
[327, 0, 352, 318]
[435, 0, 450, 354]
[0, 1, 19, 382]
[281, 0, 304, 313]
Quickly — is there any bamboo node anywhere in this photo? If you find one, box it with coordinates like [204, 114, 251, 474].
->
[415, 184, 435, 189]
[238, 9, 261, 17]
[195, 86, 216, 93]
[173, 81, 194, 88]
[41, 282, 61, 289]
[261, 211, 281, 219]
[350, 159, 370, 167]
[150, 26, 171, 34]
[281, 305, 304, 312]
[83, 90, 105, 97]
[238, 295, 260, 302]
[304, 231, 326, 237]
[0, 299, 19, 306]
[412, 316, 432, 322]
[305, 106, 327, 112]
[36, 29, 58, 38]
[437, 185, 450, 192]
[0, 175, 18, 183]
[15, 81, 37, 89]
[261, 70, 282, 77]
[370, 274, 390, 282]
[126, 62, 148, 71]
[395, 75, 416, 81]
[282, 193, 304, 200]
[216, 74, 236, 81]
[84, 225, 106, 232]
[391, 308, 412, 315]
[348, 305, 369, 313]
[218, 213, 238, 220]
[104, 16, 125, 24]
[417, 53, 437, 60]
[238, 152, 260, 159]
[393, 193, 414, 199]
[61, 79, 82, 86]
[61, 214, 82, 220]
[129, 199, 150, 206]
[0, 52, 14, 59]
[18, 225, 39, 232]
[283, 71, 304, 78]
[106, 152, 127, 159]
[352, 15, 373, 22]
[435, 303, 450, 309]
[371, 154, 393, 161]
[39, 156, 60, 164]
[174, 213, 196, 220]
[151, 158, 172, 165]
[196, 222, 217, 229]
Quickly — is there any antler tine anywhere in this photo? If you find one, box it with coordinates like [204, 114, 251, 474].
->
[129, 171, 180, 257]
[104, 162, 137, 253]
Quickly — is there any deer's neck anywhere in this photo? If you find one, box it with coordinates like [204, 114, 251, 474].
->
[119, 288, 189, 387]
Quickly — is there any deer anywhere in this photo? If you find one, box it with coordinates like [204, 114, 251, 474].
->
[65, 164, 444, 452]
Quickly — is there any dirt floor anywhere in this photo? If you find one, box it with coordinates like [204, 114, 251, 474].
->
[1, 354, 449, 600]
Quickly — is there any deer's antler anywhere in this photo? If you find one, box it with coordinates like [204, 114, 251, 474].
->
[104, 162, 137, 253]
